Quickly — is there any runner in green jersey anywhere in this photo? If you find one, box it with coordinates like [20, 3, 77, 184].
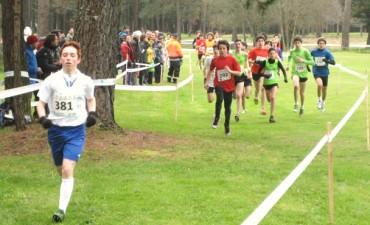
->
[257, 48, 287, 123]
[286, 36, 314, 117]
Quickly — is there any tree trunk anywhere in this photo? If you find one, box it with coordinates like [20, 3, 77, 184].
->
[202, 0, 206, 33]
[341, 0, 351, 50]
[367, 24, 370, 48]
[37, 0, 50, 36]
[2, 0, 30, 131]
[176, 0, 181, 40]
[74, 0, 121, 131]
[133, 1, 138, 30]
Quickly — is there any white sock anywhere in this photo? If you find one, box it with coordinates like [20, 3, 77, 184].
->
[301, 105, 304, 109]
[318, 97, 322, 102]
[322, 100, 325, 105]
[59, 178, 74, 213]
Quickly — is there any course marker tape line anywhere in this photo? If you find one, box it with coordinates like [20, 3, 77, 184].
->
[116, 60, 128, 68]
[115, 74, 194, 92]
[333, 64, 367, 79]
[0, 83, 41, 99]
[241, 88, 367, 225]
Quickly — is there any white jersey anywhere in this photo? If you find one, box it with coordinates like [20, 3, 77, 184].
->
[204, 55, 215, 87]
[38, 69, 95, 127]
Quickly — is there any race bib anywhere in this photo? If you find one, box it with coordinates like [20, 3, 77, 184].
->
[206, 47, 214, 54]
[295, 63, 306, 73]
[53, 94, 83, 117]
[256, 56, 266, 64]
[264, 70, 275, 80]
[199, 46, 205, 52]
[315, 57, 326, 66]
[217, 69, 231, 82]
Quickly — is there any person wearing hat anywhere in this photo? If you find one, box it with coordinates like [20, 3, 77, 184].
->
[26, 35, 42, 85]
[311, 37, 335, 112]
[166, 34, 183, 83]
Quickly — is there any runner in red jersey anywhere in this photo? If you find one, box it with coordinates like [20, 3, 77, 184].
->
[248, 35, 268, 115]
[204, 40, 241, 136]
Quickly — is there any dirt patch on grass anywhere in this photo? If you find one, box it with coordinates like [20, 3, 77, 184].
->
[0, 123, 189, 159]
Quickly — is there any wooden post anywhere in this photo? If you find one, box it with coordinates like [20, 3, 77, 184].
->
[175, 82, 179, 122]
[327, 122, 334, 224]
[125, 54, 128, 85]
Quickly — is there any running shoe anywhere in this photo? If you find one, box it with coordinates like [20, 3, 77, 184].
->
[52, 209, 65, 223]
[212, 117, 220, 129]
[224, 123, 231, 136]
[317, 101, 322, 109]
[269, 115, 275, 123]
[235, 114, 239, 122]
[299, 108, 304, 117]
[293, 104, 299, 113]
[254, 97, 258, 105]
[321, 103, 326, 112]
[260, 108, 266, 115]
[242, 109, 247, 114]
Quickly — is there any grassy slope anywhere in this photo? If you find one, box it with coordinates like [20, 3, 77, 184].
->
[0, 47, 369, 224]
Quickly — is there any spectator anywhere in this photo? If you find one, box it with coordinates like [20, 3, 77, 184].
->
[36, 34, 62, 80]
[65, 28, 74, 41]
[166, 34, 183, 84]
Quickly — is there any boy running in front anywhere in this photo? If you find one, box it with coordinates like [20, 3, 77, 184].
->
[204, 40, 241, 136]
[286, 36, 314, 117]
[311, 37, 335, 112]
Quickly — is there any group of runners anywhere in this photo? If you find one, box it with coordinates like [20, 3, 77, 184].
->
[198, 32, 335, 135]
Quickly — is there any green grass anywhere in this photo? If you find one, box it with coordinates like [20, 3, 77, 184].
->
[0, 49, 370, 224]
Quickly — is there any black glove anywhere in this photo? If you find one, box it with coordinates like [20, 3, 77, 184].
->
[86, 111, 98, 127]
[38, 116, 52, 129]
[322, 58, 328, 63]
[264, 74, 271, 79]
[307, 65, 311, 72]
[284, 78, 288, 83]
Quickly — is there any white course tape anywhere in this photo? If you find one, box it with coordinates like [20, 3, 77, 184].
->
[116, 60, 128, 69]
[115, 74, 193, 92]
[241, 88, 367, 225]
[0, 83, 41, 99]
[333, 64, 367, 79]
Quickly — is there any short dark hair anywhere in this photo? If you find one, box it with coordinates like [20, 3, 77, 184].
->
[218, 40, 230, 51]
[317, 37, 327, 44]
[242, 41, 248, 48]
[213, 44, 218, 50]
[255, 35, 265, 42]
[293, 36, 303, 43]
[234, 39, 242, 43]
[268, 47, 276, 54]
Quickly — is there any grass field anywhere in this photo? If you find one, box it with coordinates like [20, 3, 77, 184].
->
[0, 44, 370, 224]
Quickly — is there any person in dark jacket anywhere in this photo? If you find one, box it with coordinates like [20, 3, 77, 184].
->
[129, 30, 142, 85]
[36, 34, 62, 80]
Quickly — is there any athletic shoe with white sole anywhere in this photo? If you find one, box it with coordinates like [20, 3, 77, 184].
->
[224, 123, 231, 136]
[317, 101, 322, 109]
[321, 103, 326, 112]
[52, 209, 65, 223]
[293, 104, 299, 112]
[299, 108, 304, 117]
[212, 117, 220, 129]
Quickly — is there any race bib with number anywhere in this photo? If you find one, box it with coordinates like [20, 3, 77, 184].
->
[264, 70, 275, 80]
[295, 63, 306, 73]
[217, 69, 231, 82]
[256, 56, 266, 64]
[206, 47, 214, 54]
[199, 46, 205, 52]
[314, 57, 326, 66]
[53, 94, 83, 117]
